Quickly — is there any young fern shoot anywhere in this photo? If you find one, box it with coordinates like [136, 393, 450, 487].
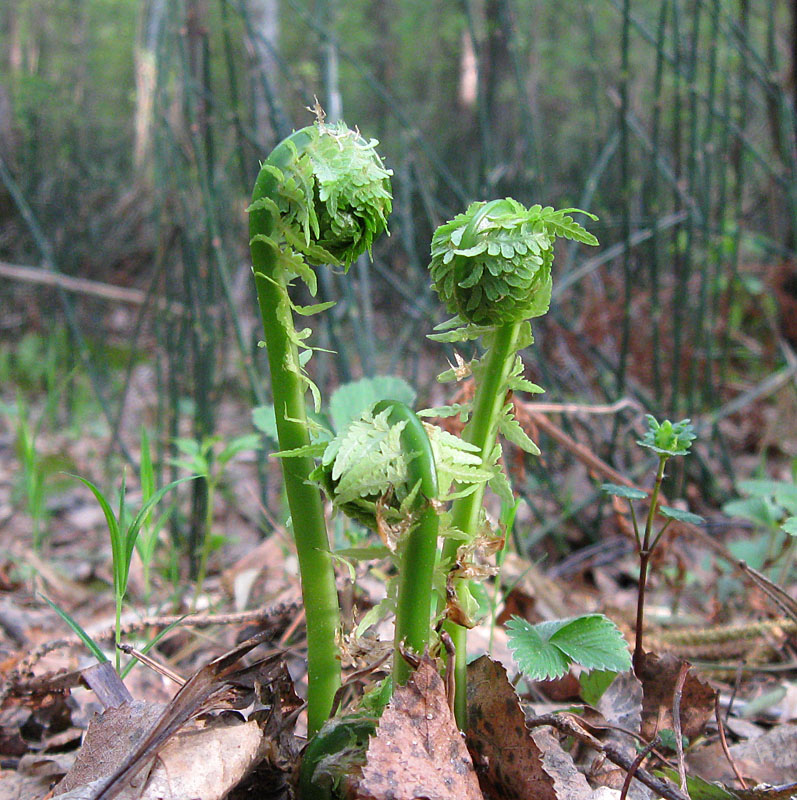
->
[248, 121, 392, 734]
[428, 198, 599, 726]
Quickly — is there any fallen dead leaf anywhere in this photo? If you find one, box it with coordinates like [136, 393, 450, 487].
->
[639, 651, 716, 741]
[688, 723, 797, 786]
[354, 654, 482, 800]
[590, 671, 650, 800]
[466, 654, 557, 800]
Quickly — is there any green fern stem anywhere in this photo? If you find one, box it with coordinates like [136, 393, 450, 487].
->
[442, 321, 523, 727]
[250, 129, 341, 735]
[373, 400, 440, 688]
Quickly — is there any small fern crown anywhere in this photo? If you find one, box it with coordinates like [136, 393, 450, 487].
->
[249, 121, 392, 274]
[429, 199, 598, 326]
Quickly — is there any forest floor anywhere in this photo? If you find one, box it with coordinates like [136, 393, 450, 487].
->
[0, 341, 796, 799]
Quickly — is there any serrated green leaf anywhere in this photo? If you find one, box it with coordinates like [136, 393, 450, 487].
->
[506, 616, 573, 680]
[547, 614, 631, 673]
[498, 409, 540, 455]
[601, 483, 647, 500]
[782, 517, 797, 536]
[659, 505, 704, 525]
[271, 442, 328, 459]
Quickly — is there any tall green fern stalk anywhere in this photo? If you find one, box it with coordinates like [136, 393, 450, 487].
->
[248, 121, 392, 735]
[428, 199, 599, 726]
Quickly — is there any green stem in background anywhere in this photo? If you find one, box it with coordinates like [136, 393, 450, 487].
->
[633, 454, 667, 677]
[442, 321, 522, 726]
[192, 478, 216, 612]
[373, 400, 439, 688]
[249, 122, 392, 735]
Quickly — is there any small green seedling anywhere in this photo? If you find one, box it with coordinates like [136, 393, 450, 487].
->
[602, 414, 703, 676]
[171, 432, 261, 607]
[72, 470, 195, 671]
[722, 477, 797, 582]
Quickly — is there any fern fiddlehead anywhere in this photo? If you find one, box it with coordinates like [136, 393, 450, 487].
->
[249, 121, 392, 735]
[428, 198, 598, 726]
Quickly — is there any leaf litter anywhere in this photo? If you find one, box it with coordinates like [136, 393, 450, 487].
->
[3, 407, 797, 798]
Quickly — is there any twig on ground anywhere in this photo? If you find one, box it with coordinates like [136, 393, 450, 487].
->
[525, 712, 691, 800]
[620, 735, 659, 800]
[715, 693, 748, 790]
[672, 662, 689, 793]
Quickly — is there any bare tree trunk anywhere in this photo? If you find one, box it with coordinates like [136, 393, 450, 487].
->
[246, 0, 280, 146]
[133, 0, 165, 175]
[0, 4, 18, 165]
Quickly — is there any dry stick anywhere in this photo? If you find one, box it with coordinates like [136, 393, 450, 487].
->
[0, 259, 185, 314]
[672, 662, 689, 794]
[18, 601, 301, 673]
[514, 400, 647, 491]
[526, 713, 690, 800]
[715, 693, 748, 790]
[118, 643, 186, 685]
[620, 736, 659, 800]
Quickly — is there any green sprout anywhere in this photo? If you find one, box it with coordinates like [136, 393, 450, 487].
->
[70, 470, 195, 672]
[248, 120, 392, 735]
[428, 199, 599, 726]
[603, 415, 703, 676]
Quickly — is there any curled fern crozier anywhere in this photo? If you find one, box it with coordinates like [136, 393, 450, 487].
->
[250, 121, 392, 277]
[429, 198, 597, 326]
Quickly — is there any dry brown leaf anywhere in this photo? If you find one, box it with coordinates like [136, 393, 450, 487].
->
[354, 655, 482, 800]
[530, 728, 593, 800]
[54, 701, 162, 796]
[139, 717, 267, 800]
[466, 655, 557, 800]
[591, 672, 648, 800]
[639, 651, 716, 741]
[688, 723, 797, 786]
[53, 632, 282, 800]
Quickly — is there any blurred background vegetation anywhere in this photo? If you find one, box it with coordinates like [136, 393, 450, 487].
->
[1, 0, 795, 563]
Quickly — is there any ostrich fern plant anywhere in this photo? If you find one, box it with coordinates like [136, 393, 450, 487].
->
[248, 120, 392, 735]
[428, 199, 603, 724]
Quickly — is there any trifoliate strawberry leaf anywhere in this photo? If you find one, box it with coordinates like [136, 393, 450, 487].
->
[505, 617, 572, 680]
[545, 615, 631, 672]
[601, 483, 647, 500]
[659, 505, 704, 525]
[507, 614, 631, 682]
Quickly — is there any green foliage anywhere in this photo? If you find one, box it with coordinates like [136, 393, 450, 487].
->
[637, 415, 697, 457]
[71, 470, 194, 671]
[311, 405, 490, 531]
[723, 478, 797, 530]
[328, 376, 416, 433]
[506, 614, 631, 681]
[578, 669, 618, 706]
[428, 199, 597, 327]
[171, 433, 260, 605]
